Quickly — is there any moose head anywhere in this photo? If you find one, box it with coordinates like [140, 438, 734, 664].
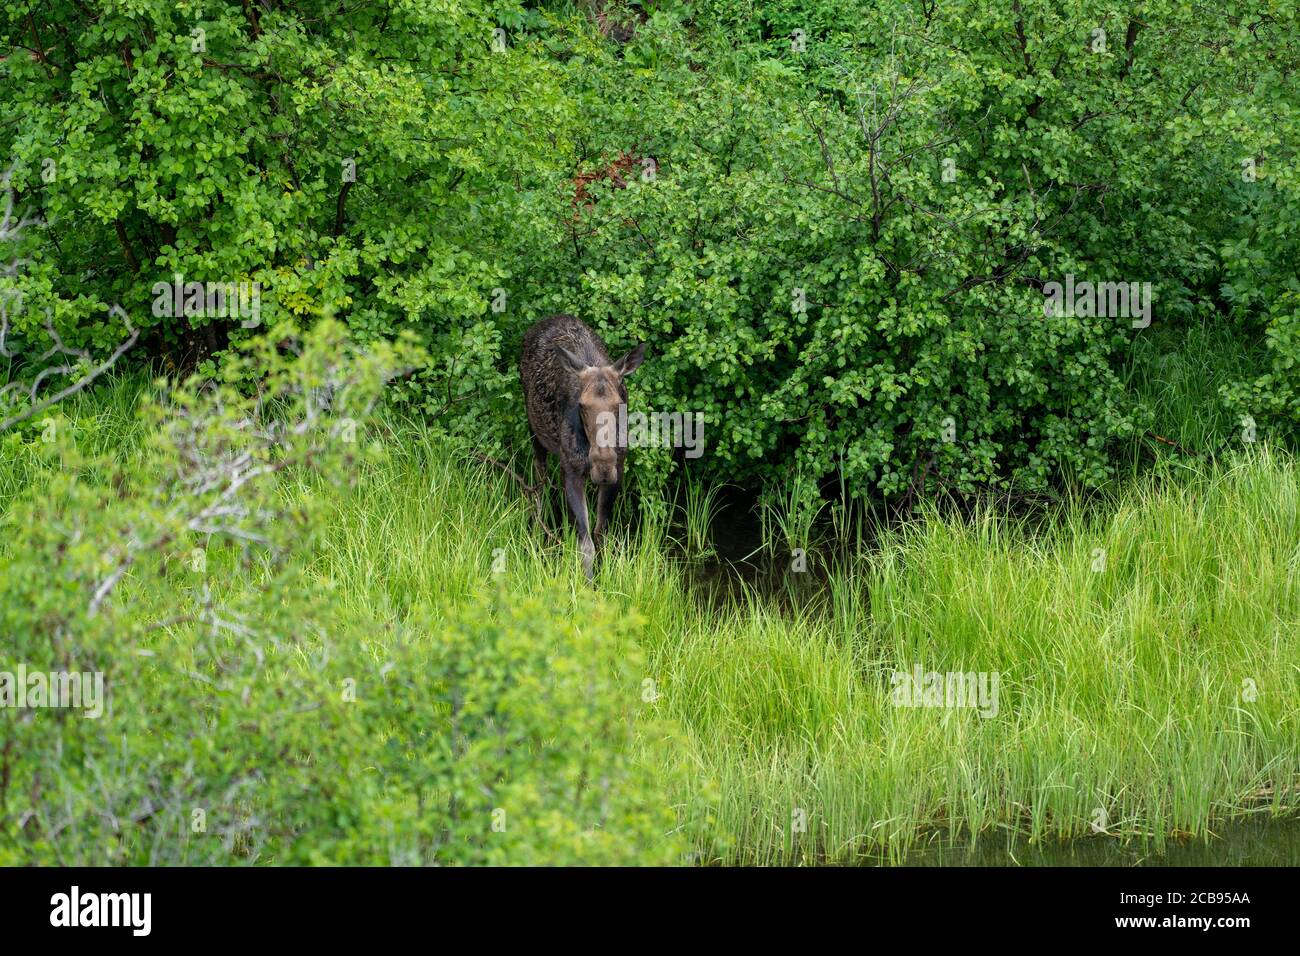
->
[557, 343, 646, 485]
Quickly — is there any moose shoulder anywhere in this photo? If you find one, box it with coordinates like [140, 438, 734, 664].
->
[519, 314, 646, 580]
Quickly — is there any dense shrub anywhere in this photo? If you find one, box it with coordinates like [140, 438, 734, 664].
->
[2, 1, 1296, 494]
[0, 324, 680, 865]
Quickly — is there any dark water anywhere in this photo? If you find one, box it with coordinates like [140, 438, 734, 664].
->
[876, 817, 1300, 866]
[676, 487, 843, 610]
[671, 481, 1098, 607]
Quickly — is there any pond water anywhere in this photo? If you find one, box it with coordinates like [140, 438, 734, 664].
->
[874, 816, 1300, 866]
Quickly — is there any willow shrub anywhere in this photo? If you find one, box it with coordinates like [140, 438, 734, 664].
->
[3, 1, 1297, 494]
[0, 323, 680, 865]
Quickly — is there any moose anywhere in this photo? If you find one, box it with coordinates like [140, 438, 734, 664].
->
[520, 314, 646, 580]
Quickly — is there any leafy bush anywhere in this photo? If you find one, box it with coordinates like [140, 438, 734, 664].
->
[0, 323, 680, 865]
[3, 1, 1297, 495]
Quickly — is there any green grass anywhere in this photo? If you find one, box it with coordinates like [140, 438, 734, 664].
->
[1125, 318, 1266, 463]
[4, 372, 1298, 865]
[281, 425, 1299, 864]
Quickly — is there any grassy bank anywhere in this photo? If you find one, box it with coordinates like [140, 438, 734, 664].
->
[340, 438, 1300, 863]
[3, 378, 1298, 864]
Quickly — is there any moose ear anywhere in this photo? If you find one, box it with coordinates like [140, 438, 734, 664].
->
[557, 347, 588, 372]
[613, 343, 647, 377]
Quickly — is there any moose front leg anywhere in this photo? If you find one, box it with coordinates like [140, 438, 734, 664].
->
[529, 433, 549, 496]
[563, 469, 596, 582]
[594, 482, 619, 550]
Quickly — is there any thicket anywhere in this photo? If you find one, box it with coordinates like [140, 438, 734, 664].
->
[0, 322, 681, 864]
[2, 1, 1296, 496]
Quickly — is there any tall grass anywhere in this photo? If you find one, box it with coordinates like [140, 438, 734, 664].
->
[275, 426, 1299, 863]
[671, 469, 727, 562]
[4, 378, 1297, 864]
[1124, 318, 1263, 464]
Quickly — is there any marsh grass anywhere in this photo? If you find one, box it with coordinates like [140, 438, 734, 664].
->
[672, 469, 727, 562]
[1125, 318, 1265, 464]
[3, 373, 1297, 865]
[758, 470, 827, 562]
[286, 427, 1300, 864]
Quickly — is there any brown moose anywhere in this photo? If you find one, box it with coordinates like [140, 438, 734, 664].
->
[519, 314, 646, 580]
